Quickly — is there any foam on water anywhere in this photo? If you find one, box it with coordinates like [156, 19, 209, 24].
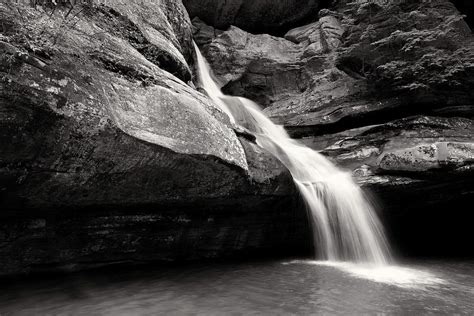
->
[284, 260, 447, 289]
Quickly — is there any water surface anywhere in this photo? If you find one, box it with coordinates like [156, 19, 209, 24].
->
[1, 260, 473, 315]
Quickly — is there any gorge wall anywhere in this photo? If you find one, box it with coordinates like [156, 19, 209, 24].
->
[0, 0, 473, 275]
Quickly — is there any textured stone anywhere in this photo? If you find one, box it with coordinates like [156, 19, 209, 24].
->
[335, 0, 474, 106]
[193, 17, 348, 120]
[305, 116, 474, 174]
[285, 14, 345, 53]
[378, 142, 474, 172]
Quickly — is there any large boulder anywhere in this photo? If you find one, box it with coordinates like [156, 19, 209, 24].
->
[183, 0, 321, 35]
[0, 1, 248, 210]
[0, 3, 310, 275]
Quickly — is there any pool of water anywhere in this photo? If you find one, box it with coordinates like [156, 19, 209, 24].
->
[1, 260, 473, 315]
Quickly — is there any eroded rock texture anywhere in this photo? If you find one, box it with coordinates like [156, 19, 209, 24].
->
[0, 2, 310, 275]
[194, 0, 474, 257]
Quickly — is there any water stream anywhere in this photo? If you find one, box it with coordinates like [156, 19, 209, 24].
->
[194, 42, 391, 265]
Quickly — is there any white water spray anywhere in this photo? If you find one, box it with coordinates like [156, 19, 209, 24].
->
[194, 42, 392, 265]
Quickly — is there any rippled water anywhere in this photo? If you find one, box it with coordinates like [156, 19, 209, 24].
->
[1, 260, 473, 315]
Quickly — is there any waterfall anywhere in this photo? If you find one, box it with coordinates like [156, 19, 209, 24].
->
[194, 42, 392, 265]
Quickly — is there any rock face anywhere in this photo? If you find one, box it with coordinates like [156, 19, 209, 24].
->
[183, 0, 321, 35]
[335, 0, 474, 106]
[0, 2, 311, 275]
[194, 0, 474, 257]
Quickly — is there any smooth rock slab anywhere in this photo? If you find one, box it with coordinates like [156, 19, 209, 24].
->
[378, 142, 474, 172]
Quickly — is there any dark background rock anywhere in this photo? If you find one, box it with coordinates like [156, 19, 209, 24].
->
[0, 196, 310, 276]
[451, 0, 474, 30]
[183, 0, 323, 35]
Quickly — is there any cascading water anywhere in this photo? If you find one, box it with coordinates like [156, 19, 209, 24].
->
[194, 42, 392, 265]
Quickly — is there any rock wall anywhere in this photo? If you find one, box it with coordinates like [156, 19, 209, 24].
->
[194, 0, 474, 257]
